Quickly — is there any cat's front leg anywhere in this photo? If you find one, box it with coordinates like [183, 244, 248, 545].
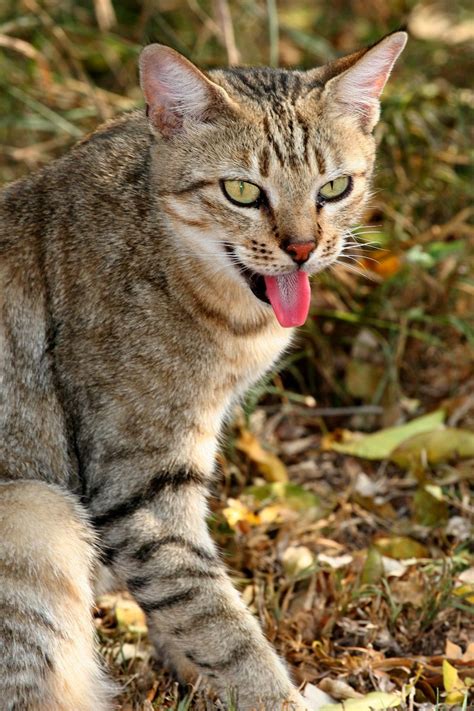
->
[90, 466, 313, 710]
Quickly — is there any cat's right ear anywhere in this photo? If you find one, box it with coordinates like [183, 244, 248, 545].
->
[139, 44, 235, 137]
[321, 31, 407, 131]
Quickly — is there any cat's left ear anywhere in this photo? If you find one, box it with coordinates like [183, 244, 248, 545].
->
[139, 44, 236, 137]
[324, 31, 407, 131]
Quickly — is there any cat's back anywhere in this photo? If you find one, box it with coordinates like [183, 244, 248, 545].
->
[0, 110, 152, 253]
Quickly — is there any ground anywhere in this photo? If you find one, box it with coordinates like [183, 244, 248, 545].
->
[0, 0, 473, 709]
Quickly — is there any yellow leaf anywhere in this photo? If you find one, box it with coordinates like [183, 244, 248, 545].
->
[115, 598, 147, 635]
[222, 498, 260, 528]
[236, 430, 288, 482]
[319, 690, 402, 710]
[453, 584, 474, 604]
[258, 504, 284, 524]
[443, 659, 468, 704]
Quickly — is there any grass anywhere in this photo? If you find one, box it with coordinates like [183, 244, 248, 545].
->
[1, 0, 473, 708]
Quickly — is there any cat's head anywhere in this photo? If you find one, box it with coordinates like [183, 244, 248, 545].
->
[139, 33, 406, 328]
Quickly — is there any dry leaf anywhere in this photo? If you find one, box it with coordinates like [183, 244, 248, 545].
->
[374, 535, 429, 560]
[236, 429, 288, 482]
[319, 677, 363, 700]
[222, 498, 260, 529]
[317, 553, 354, 569]
[116, 642, 150, 663]
[445, 640, 463, 659]
[282, 545, 315, 577]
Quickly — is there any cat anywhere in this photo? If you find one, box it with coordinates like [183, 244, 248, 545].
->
[0, 30, 406, 711]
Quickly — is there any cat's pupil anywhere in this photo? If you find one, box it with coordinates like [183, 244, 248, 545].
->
[239, 181, 244, 195]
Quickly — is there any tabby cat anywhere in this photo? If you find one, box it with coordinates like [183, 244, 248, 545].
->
[0, 31, 406, 710]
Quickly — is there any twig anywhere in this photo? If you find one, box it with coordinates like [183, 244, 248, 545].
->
[299, 405, 384, 417]
[213, 0, 240, 65]
[22, 0, 112, 121]
[93, 0, 116, 32]
[7, 85, 83, 138]
[266, 0, 279, 67]
[0, 33, 52, 90]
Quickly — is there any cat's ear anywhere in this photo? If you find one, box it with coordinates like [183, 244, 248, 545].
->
[139, 44, 235, 137]
[323, 31, 407, 131]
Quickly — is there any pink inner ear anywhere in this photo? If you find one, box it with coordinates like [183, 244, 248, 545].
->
[139, 44, 214, 136]
[335, 32, 407, 105]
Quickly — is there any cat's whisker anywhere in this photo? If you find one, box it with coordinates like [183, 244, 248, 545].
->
[333, 260, 378, 282]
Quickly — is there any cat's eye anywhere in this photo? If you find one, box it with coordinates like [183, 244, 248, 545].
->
[318, 176, 351, 201]
[222, 180, 261, 207]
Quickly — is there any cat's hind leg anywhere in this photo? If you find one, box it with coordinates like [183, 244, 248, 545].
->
[0, 479, 114, 711]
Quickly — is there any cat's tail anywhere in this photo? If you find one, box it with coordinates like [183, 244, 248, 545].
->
[0, 479, 114, 711]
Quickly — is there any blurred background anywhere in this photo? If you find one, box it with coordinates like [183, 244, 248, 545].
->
[0, 1, 473, 709]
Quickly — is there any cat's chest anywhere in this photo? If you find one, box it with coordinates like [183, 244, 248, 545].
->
[186, 325, 292, 472]
[220, 326, 293, 394]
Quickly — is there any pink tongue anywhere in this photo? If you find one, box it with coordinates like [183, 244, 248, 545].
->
[264, 272, 311, 328]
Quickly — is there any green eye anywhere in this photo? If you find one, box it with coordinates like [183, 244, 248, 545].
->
[223, 180, 261, 206]
[319, 176, 351, 201]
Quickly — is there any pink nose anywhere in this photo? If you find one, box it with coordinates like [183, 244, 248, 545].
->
[285, 241, 316, 264]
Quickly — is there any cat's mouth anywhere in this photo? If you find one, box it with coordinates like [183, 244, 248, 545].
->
[225, 246, 270, 305]
[225, 246, 312, 328]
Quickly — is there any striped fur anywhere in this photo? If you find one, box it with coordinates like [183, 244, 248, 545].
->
[0, 33, 406, 710]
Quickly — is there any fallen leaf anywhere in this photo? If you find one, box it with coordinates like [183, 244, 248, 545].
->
[317, 553, 354, 569]
[361, 250, 402, 278]
[115, 598, 147, 636]
[345, 360, 384, 400]
[222, 498, 260, 529]
[246, 482, 326, 518]
[453, 584, 474, 604]
[319, 677, 363, 699]
[463, 642, 474, 662]
[361, 546, 384, 585]
[413, 485, 449, 526]
[116, 642, 150, 663]
[236, 429, 288, 482]
[374, 535, 429, 559]
[445, 640, 463, 659]
[319, 691, 403, 710]
[443, 659, 469, 704]
[302, 683, 337, 707]
[381, 556, 408, 578]
[282, 545, 315, 577]
[391, 427, 474, 469]
[458, 567, 474, 584]
[328, 410, 445, 460]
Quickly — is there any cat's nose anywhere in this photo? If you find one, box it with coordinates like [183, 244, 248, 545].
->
[284, 240, 316, 264]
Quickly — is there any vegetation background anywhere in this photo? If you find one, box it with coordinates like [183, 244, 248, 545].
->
[0, 0, 473, 708]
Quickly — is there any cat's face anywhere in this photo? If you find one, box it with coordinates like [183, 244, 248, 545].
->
[140, 34, 406, 327]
